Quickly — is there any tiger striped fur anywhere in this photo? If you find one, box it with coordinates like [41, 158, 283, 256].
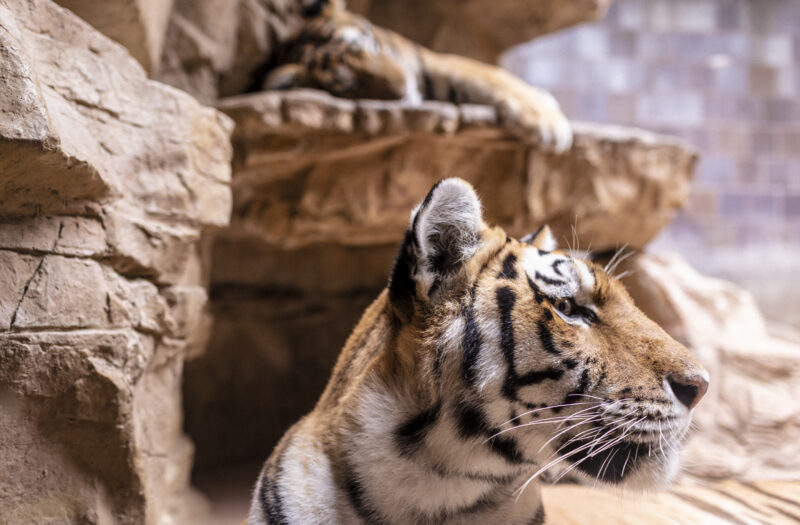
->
[264, 0, 572, 152]
[247, 178, 709, 525]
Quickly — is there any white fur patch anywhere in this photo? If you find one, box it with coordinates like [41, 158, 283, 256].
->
[522, 248, 596, 301]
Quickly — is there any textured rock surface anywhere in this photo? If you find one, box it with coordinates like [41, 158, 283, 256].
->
[622, 253, 800, 481]
[218, 89, 696, 251]
[55, 0, 175, 73]
[155, 0, 297, 104]
[543, 479, 800, 524]
[185, 88, 697, 467]
[349, 0, 612, 63]
[0, 0, 232, 523]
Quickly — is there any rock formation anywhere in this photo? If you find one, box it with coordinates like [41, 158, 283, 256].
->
[0, 1, 231, 523]
[349, 0, 612, 63]
[622, 253, 800, 481]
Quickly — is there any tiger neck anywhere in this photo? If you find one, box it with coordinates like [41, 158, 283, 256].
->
[341, 379, 543, 522]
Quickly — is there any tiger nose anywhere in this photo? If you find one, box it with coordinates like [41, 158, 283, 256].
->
[667, 372, 709, 410]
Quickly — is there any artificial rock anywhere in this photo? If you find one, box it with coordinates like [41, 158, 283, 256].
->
[0, 0, 232, 523]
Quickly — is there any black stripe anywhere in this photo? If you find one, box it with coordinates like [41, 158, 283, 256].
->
[453, 401, 528, 465]
[454, 401, 490, 438]
[552, 258, 569, 277]
[447, 85, 459, 104]
[516, 366, 564, 387]
[342, 462, 387, 525]
[412, 484, 507, 523]
[529, 502, 546, 525]
[535, 271, 566, 286]
[395, 402, 441, 455]
[527, 276, 545, 303]
[420, 460, 523, 483]
[259, 462, 289, 525]
[301, 0, 330, 17]
[496, 287, 517, 370]
[412, 180, 442, 232]
[421, 70, 435, 100]
[388, 230, 418, 322]
[520, 225, 544, 244]
[560, 369, 591, 412]
[487, 435, 525, 464]
[462, 306, 482, 386]
[537, 320, 560, 355]
[497, 253, 518, 280]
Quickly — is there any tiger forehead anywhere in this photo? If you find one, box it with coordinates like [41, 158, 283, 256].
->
[516, 246, 596, 300]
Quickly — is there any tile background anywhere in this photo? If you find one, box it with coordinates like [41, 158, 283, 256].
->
[503, 0, 800, 327]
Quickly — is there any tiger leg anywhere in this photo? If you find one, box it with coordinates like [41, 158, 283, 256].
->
[418, 49, 573, 152]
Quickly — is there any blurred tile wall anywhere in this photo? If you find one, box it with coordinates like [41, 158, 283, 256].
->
[503, 0, 800, 327]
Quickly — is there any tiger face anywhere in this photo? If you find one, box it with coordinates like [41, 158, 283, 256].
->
[387, 178, 709, 490]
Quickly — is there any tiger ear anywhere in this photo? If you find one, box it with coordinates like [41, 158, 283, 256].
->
[521, 224, 557, 251]
[389, 178, 483, 319]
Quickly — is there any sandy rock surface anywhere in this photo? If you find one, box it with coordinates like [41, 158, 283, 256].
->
[0, 0, 232, 522]
[623, 253, 800, 482]
[350, 0, 612, 63]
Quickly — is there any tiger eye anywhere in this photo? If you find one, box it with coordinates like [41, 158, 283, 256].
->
[555, 298, 573, 316]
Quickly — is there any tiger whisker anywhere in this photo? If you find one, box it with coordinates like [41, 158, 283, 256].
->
[603, 244, 628, 273]
[587, 417, 646, 458]
[485, 413, 598, 441]
[501, 401, 600, 425]
[515, 434, 615, 500]
[607, 248, 635, 276]
[538, 415, 604, 453]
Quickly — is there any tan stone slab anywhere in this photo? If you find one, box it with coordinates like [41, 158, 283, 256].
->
[218, 90, 696, 252]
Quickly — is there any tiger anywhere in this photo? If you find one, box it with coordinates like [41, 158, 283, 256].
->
[262, 0, 572, 152]
[246, 178, 710, 524]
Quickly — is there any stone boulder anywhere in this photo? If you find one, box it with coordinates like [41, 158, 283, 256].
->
[54, 0, 175, 73]
[185, 88, 697, 468]
[0, 0, 232, 523]
[350, 0, 612, 63]
[219, 89, 696, 251]
[622, 253, 800, 481]
[156, 0, 284, 104]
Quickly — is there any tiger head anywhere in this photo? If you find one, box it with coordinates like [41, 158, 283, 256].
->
[385, 178, 709, 489]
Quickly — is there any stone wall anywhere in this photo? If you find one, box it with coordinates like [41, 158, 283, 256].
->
[0, 1, 231, 523]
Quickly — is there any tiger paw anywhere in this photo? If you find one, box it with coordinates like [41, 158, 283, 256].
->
[495, 89, 573, 153]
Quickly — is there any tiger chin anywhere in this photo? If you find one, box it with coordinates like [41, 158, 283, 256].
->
[248, 178, 709, 524]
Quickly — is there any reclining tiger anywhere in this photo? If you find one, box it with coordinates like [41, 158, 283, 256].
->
[261, 0, 572, 152]
[247, 178, 710, 524]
